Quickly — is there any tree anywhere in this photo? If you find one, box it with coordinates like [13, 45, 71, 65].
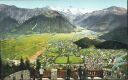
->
[12, 62, 17, 72]
[112, 54, 127, 79]
[25, 58, 31, 70]
[36, 59, 41, 71]
[19, 57, 25, 70]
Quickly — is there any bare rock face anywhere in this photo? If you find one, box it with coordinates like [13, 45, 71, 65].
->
[0, 4, 46, 23]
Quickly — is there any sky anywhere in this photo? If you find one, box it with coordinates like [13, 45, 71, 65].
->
[0, 0, 127, 13]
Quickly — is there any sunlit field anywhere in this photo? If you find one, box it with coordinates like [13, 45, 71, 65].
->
[0, 33, 79, 60]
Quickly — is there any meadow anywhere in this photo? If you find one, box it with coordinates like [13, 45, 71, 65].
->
[0, 33, 78, 60]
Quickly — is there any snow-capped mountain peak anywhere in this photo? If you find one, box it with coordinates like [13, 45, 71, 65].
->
[49, 6, 87, 15]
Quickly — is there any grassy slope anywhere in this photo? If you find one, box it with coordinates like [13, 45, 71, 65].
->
[0, 33, 76, 60]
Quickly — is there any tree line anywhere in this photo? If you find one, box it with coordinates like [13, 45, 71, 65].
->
[0, 55, 41, 80]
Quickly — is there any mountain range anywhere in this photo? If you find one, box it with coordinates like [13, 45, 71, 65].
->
[0, 4, 75, 34]
[73, 6, 127, 44]
[0, 4, 127, 44]
[74, 6, 127, 32]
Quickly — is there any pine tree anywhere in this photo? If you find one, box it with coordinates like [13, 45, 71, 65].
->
[12, 62, 17, 72]
[25, 58, 30, 70]
[19, 57, 25, 70]
[36, 59, 41, 71]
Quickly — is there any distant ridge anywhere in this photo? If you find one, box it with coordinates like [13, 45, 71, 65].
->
[74, 6, 127, 32]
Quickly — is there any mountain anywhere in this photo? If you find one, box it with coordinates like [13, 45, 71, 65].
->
[74, 37, 100, 48]
[95, 40, 128, 49]
[0, 16, 19, 34]
[0, 4, 127, 35]
[50, 6, 86, 15]
[0, 4, 50, 23]
[0, 4, 75, 34]
[74, 37, 128, 49]
[74, 6, 127, 32]
[0, 4, 81, 24]
[99, 27, 128, 44]
[51, 7, 85, 24]
[59, 11, 78, 23]
[74, 6, 128, 44]
[16, 10, 75, 34]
